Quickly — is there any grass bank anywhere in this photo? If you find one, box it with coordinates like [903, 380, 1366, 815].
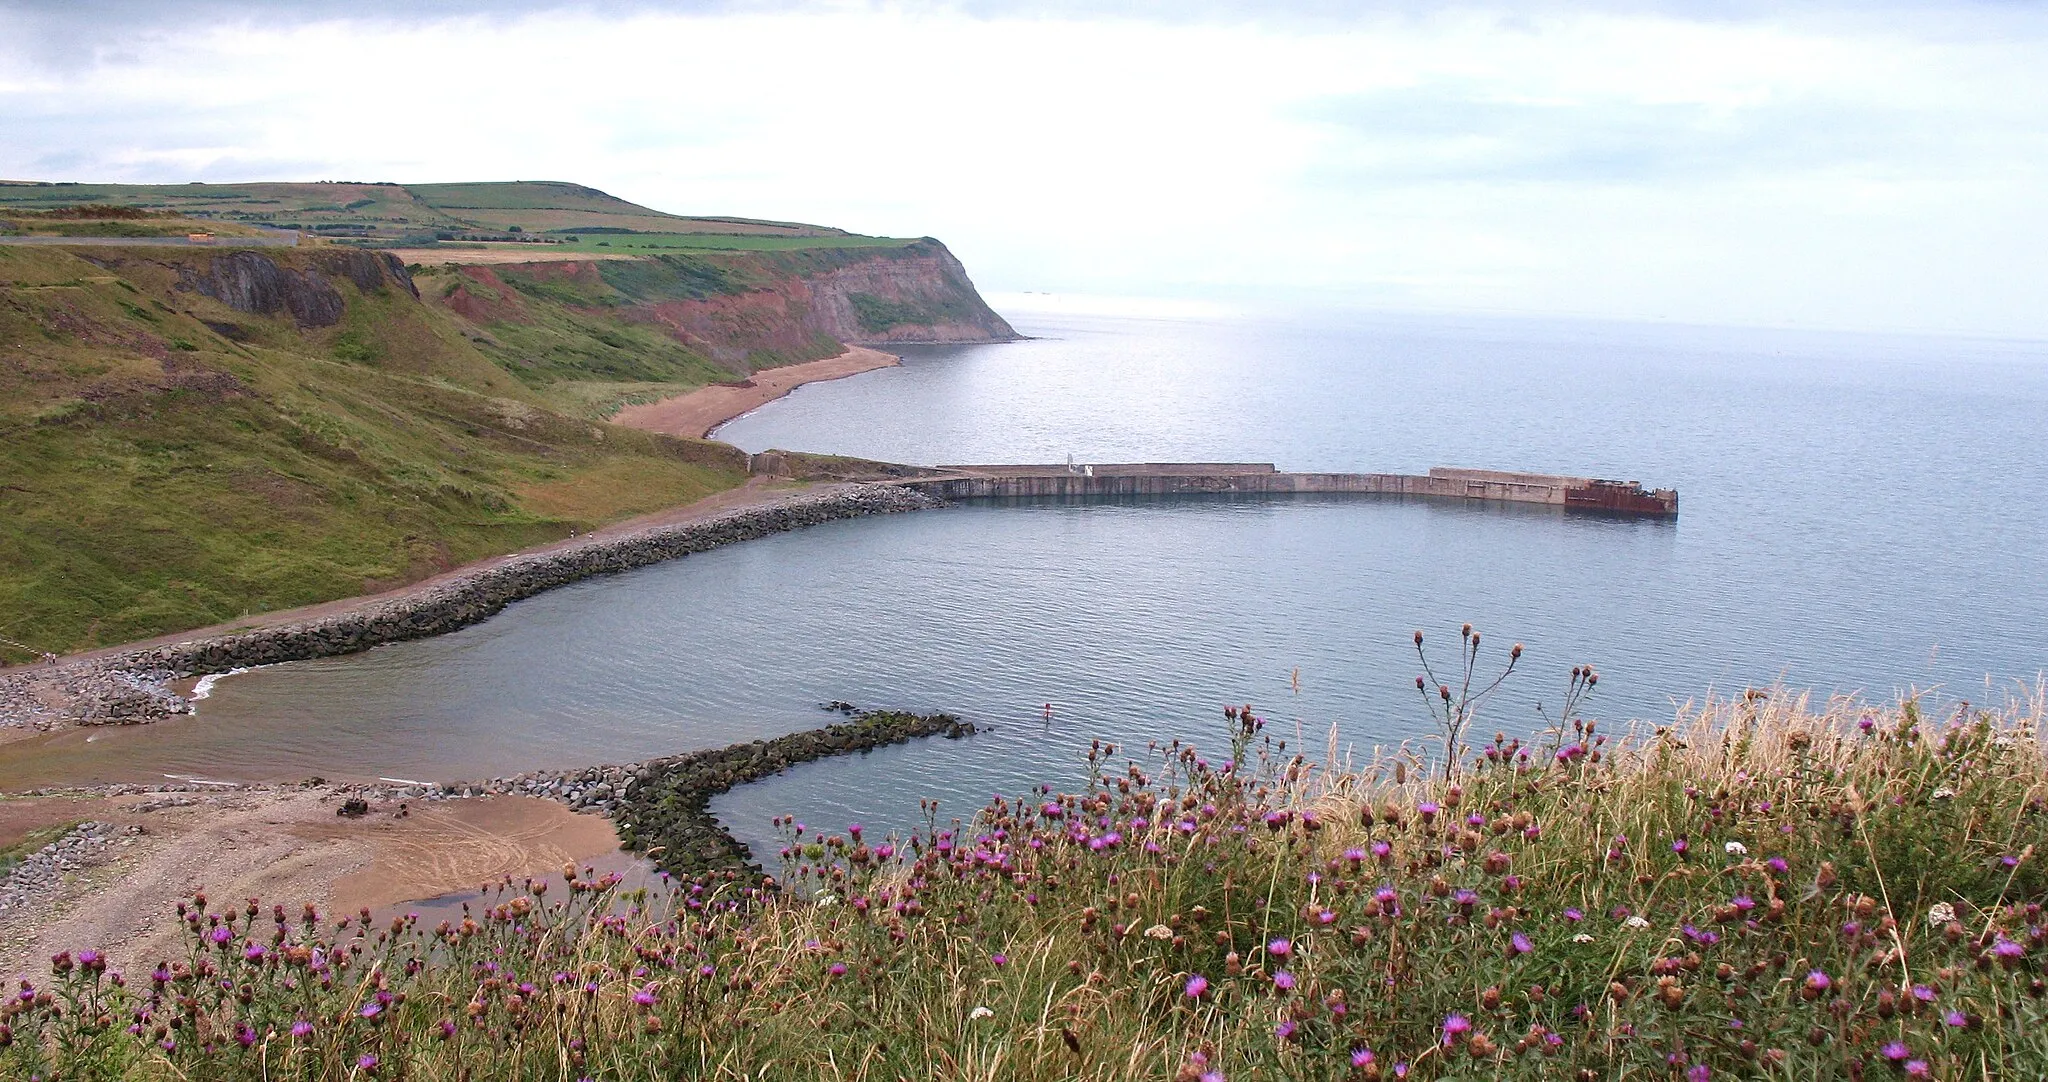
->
[3, 680, 2042, 1079]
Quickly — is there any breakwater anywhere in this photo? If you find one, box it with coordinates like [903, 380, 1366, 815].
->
[0, 484, 941, 728]
[901, 463, 1678, 515]
[605, 709, 977, 879]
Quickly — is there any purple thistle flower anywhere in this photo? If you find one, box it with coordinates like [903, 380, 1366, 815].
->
[1688, 1066, 1710, 1082]
[1881, 1042, 1910, 1062]
[1441, 1013, 1471, 1043]
[1511, 932, 1533, 954]
[1905, 1062, 1931, 1080]
[208, 926, 233, 945]
[1766, 857, 1789, 874]
[1945, 1009, 1969, 1027]
[1564, 907, 1584, 922]
[1351, 1047, 1375, 1067]
[1185, 974, 1209, 998]
[290, 1020, 314, 1039]
[1805, 969, 1831, 992]
[828, 962, 847, 978]
[1275, 1018, 1298, 1040]
[357, 1053, 379, 1070]
[1911, 984, 1936, 1003]
[1267, 937, 1292, 958]
[1671, 837, 1690, 857]
[1273, 969, 1296, 991]
[360, 1001, 382, 1020]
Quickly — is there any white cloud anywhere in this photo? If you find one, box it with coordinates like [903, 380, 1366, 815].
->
[2, 3, 2044, 336]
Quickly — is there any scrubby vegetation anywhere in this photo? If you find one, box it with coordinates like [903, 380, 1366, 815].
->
[0, 245, 748, 655]
[6, 672, 2043, 1079]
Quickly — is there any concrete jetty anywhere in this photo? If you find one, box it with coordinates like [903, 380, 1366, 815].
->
[900, 464, 1678, 516]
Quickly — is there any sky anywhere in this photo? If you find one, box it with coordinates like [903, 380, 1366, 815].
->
[3, 1, 2046, 337]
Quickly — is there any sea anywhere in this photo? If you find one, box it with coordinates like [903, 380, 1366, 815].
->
[12, 302, 2046, 861]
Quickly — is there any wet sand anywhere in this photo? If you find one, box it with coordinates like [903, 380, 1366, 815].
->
[0, 788, 627, 976]
[611, 347, 900, 439]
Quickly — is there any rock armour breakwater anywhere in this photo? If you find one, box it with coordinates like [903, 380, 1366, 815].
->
[0, 484, 943, 729]
[600, 710, 977, 880]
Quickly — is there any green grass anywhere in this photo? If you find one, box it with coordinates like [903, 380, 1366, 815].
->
[0, 820, 79, 878]
[555, 232, 919, 253]
[0, 245, 748, 656]
[5, 690, 2045, 1079]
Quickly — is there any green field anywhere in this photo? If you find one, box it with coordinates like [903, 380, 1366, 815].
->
[551, 231, 920, 253]
[0, 180, 848, 245]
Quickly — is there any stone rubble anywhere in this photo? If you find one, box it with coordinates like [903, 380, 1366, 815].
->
[0, 821, 144, 915]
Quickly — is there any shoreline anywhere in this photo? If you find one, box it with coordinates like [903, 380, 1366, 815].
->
[0, 481, 943, 738]
[610, 346, 901, 439]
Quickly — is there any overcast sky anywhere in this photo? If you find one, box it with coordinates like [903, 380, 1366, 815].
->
[3, 1, 2045, 336]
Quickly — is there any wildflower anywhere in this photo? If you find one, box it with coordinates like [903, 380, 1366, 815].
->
[1564, 907, 1584, 922]
[1276, 1018, 1298, 1039]
[1932, 788, 1955, 800]
[1905, 1062, 1931, 1080]
[1268, 937, 1292, 958]
[1944, 1010, 1968, 1027]
[235, 1023, 257, 1048]
[1928, 902, 1957, 925]
[1911, 984, 1936, 1003]
[1766, 857, 1789, 874]
[992, 953, 1009, 967]
[827, 963, 847, 978]
[1273, 970, 1296, 991]
[1801, 970, 1831, 1000]
[1688, 1066, 1710, 1082]
[358, 1053, 379, 1071]
[1351, 1047, 1375, 1068]
[360, 1001, 383, 1020]
[1572, 933, 1596, 944]
[1881, 1042, 1910, 1062]
[1145, 924, 1172, 940]
[1994, 936, 2025, 965]
[209, 926, 233, 946]
[1185, 974, 1210, 998]
[1671, 837, 1690, 857]
[969, 1006, 994, 1020]
[1442, 1013, 1471, 1044]
[1511, 933, 1533, 954]
[1725, 841, 1748, 856]
[290, 1020, 314, 1039]
[632, 985, 657, 1007]
[1624, 915, 1651, 930]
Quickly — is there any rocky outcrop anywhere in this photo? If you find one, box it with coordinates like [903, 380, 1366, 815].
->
[0, 484, 945, 730]
[173, 249, 417, 327]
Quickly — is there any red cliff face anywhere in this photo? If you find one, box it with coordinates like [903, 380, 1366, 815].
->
[434, 240, 1017, 373]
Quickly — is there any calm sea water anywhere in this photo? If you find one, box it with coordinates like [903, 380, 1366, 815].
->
[12, 306, 2046, 858]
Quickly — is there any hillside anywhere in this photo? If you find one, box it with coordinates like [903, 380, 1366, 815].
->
[0, 196, 1015, 658]
[0, 180, 848, 246]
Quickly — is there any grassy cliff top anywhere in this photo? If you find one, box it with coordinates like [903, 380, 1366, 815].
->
[0, 180, 854, 244]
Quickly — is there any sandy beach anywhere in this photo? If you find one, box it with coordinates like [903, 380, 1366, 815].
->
[0, 787, 625, 975]
[611, 346, 900, 439]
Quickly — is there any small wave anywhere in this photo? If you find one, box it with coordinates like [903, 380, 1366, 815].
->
[188, 667, 251, 705]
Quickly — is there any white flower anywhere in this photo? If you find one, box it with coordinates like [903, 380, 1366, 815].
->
[1992, 737, 2015, 749]
[1624, 915, 1651, 930]
[1144, 924, 1173, 940]
[1932, 788, 1957, 800]
[1725, 841, 1748, 856]
[969, 1006, 994, 1021]
[1928, 902, 1958, 926]
[814, 892, 838, 907]
[1571, 933, 1596, 944]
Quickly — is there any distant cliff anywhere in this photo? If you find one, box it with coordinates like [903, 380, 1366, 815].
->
[426, 239, 1017, 376]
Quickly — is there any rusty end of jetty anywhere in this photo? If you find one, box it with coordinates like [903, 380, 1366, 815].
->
[904, 464, 1677, 517]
